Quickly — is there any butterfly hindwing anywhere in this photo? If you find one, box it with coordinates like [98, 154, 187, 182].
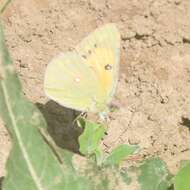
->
[44, 52, 99, 111]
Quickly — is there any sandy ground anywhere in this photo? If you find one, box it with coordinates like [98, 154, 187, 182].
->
[0, 0, 190, 184]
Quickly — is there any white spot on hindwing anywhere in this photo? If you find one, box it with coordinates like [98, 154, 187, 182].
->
[75, 76, 81, 83]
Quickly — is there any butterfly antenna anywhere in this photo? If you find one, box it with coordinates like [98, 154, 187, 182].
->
[72, 112, 87, 125]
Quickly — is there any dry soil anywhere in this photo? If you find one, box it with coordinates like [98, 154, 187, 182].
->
[0, 0, 190, 184]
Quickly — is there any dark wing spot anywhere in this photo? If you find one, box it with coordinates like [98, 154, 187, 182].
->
[104, 64, 112, 70]
[94, 43, 97, 48]
[88, 50, 92, 54]
[82, 54, 87, 59]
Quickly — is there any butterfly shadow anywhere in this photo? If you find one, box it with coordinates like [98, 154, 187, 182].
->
[36, 101, 83, 154]
[0, 177, 4, 190]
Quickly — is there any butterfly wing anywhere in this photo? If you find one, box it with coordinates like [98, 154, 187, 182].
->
[44, 24, 120, 113]
[44, 52, 99, 111]
[76, 23, 120, 105]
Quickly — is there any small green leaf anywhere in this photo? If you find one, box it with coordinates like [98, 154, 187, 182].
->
[138, 158, 171, 190]
[174, 161, 190, 190]
[104, 144, 139, 166]
[78, 118, 106, 156]
[94, 147, 104, 166]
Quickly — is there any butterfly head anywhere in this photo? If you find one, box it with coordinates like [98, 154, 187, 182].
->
[98, 111, 109, 121]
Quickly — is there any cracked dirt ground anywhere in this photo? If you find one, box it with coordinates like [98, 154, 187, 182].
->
[0, 0, 190, 181]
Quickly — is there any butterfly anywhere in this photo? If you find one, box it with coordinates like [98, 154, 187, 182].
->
[44, 23, 120, 118]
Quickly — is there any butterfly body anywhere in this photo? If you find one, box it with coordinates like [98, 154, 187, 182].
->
[44, 23, 120, 114]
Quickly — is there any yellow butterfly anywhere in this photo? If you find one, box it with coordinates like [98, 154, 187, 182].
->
[44, 23, 120, 117]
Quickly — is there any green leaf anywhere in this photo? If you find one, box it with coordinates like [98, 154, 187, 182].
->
[104, 144, 139, 166]
[94, 147, 104, 166]
[38, 128, 75, 172]
[138, 158, 171, 190]
[78, 118, 106, 157]
[174, 161, 190, 190]
[0, 21, 92, 190]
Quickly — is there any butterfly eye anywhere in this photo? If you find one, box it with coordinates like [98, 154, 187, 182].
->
[104, 64, 112, 70]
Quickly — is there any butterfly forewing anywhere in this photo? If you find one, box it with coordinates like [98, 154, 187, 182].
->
[76, 23, 120, 105]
